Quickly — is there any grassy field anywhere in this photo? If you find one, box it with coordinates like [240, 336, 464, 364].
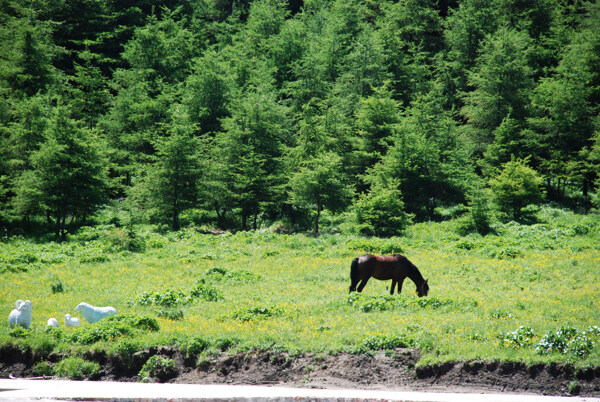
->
[1, 206, 600, 370]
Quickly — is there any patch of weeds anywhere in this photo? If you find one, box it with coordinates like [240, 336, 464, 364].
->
[490, 309, 513, 320]
[184, 336, 210, 357]
[156, 309, 184, 321]
[139, 356, 177, 382]
[8, 327, 30, 338]
[32, 361, 53, 376]
[214, 336, 240, 352]
[226, 306, 284, 322]
[206, 267, 261, 283]
[498, 326, 535, 349]
[467, 333, 488, 342]
[346, 238, 403, 255]
[127, 289, 188, 307]
[128, 281, 223, 307]
[358, 333, 413, 352]
[69, 315, 159, 345]
[414, 297, 452, 309]
[568, 380, 581, 395]
[50, 280, 64, 294]
[535, 326, 595, 358]
[345, 293, 401, 312]
[54, 356, 100, 380]
[189, 279, 223, 302]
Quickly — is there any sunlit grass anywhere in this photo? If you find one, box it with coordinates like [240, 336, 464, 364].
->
[1, 206, 599, 366]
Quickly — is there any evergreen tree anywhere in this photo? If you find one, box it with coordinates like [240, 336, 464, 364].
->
[289, 152, 352, 234]
[15, 105, 107, 239]
[144, 107, 201, 231]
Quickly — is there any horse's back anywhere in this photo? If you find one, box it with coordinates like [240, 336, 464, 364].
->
[357, 254, 407, 280]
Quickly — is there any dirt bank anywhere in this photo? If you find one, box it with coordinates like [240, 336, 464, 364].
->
[1, 345, 599, 397]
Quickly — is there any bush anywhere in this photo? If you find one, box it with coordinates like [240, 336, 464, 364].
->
[489, 158, 544, 222]
[32, 361, 53, 376]
[185, 336, 210, 356]
[360, 334, 412, 351]
[54, 357, 100, 380]
[189, 279, 223, 302]
[355, 185, 412, 237]
[69, 315, 159, 345]
[227, 306, 284, 322]
[535, 326, 595, 357]
[138, 356, 177, 382]
[498, 326, 535, 348]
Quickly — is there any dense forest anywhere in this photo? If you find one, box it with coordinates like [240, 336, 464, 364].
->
[1, 0, 599, 238]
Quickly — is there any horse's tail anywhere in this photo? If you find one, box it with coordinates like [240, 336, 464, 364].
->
[349, 258, 359, 292]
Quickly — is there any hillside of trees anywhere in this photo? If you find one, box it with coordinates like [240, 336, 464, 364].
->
[1, 0, 599, 238]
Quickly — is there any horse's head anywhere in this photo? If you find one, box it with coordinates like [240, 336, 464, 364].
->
[417, 280, 429, 297]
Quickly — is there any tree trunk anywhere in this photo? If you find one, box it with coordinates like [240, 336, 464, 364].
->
[172, 209, 179, 231]
[241, 206, 248, 231]
[315, 205, 321, 236]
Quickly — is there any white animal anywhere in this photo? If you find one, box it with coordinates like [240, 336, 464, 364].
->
[47, 318, 58, 327]
[75, 302, 116, 323]
[64, 314, 80, 327]
[8, 300, 32, 329]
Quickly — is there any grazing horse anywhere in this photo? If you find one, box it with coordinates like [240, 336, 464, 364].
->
[349, 254, 429, 297]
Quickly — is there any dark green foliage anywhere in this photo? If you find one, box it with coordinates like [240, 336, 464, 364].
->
[361, 334, 412, 351]
[535, 326, 597, 358]
[0, 0, 598, 235]
[498, 326, 535, 349]
[490, 159, 544, 222]
[227, 306, 284, 322]
[355, 184, 411, 237]
[138, 355, 177, 382]
[69, 315, 159, 345]
[54, 357, 100, 380]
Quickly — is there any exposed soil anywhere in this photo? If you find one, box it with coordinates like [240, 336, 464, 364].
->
[1, 344, 600, 397]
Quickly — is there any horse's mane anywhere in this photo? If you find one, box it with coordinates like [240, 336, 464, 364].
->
[406, 259, 425, 283]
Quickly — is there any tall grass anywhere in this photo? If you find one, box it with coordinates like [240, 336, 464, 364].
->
[1, 206, 599, 367]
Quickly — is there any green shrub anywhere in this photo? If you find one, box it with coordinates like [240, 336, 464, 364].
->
[32, 361, 53, 376]
[54, 356, 100, 380]
[138, 356, 177, 382]
[8, 327, 30, 338]
[346, 238, 403, 255]
[189, 279, 223, 302]
[185, 336, 210, 356]
[156, 309, 184, 320]
[498, 326, 535, 348]
[345, 293, 399, 312]
[214, 337, 239, 351]
[70, 315, 159, 345]
[360, 334, 412, 351]
[489, 158, 544, 222]
[206, 267, 261, 283]
[128, 289, 188, 307]
[536, 326, 595, 357]
[355, 185, 412, 237]
[227, 306, 284, 322]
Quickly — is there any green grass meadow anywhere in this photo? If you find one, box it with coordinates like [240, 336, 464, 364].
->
[1, 206, 600, 369]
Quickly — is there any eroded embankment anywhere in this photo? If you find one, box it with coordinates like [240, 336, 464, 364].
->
[1, 344, 599, 396]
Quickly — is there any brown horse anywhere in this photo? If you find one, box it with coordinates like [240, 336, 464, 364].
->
[349, 254, 429, 297]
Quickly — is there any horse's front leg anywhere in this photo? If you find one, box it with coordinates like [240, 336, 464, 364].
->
[357, 276, 370, 292]
[390, 279, 397, 295]
[396, 277, 406, 294]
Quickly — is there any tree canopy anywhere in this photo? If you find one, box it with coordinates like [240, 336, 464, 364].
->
[1, 0, 599, 236]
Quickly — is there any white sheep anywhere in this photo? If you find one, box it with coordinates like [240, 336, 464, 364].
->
[75, 302, 116, 323]
[47, 318, 58, 327]
[8, 300, 32, 329]
[64, 314, 80, 327]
